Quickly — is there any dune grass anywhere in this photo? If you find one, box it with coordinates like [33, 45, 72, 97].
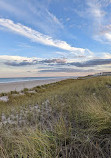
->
[0, 76, 111, 157]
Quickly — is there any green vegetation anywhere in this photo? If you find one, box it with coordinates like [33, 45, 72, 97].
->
[0, 76, 111, 157]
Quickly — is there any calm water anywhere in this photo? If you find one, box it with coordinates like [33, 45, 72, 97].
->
[0, 77, 72, 83]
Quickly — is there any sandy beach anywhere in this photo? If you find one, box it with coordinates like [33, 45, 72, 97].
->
[0, 78, 64, 93]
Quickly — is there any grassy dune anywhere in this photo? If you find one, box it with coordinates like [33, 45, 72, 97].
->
[0, 76, 111, 158]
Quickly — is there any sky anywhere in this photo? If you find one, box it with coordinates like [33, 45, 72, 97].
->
[0, 0, 111, 77]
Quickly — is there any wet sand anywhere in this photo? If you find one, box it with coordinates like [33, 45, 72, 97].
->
[0, 78, 64, 93]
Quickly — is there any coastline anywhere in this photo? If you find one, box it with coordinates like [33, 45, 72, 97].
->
[0, 78, 66, 93]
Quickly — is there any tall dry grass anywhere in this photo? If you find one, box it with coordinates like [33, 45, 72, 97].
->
[0, 76, 111, 157]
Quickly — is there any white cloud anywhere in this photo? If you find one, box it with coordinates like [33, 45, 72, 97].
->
[0, 1, 21, 15]
[66, 18, 70, 22]
[0, 18, 88, 55]
[103, 52, 111, 59]
[86, 0, 105, 27]
[0, 0, 63, 35]
[74, 0, 108, 42]
[0, 55, 37, 61]
[0, 55, 87, 65]
[0, 55, 42, 66]
[0, 52, 110, 65]
[87, 2, 101, 18]
[95, 24, 111, 43]
[46, 9, 63, 28]
[104, 32, 111, 41]
[86, 0, 111, 43]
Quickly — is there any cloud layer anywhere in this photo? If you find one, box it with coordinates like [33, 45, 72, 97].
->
[70, 58, 111, 67]
[39, 68, 94, 73]
[0, 54, 111, 76]
[1, 55, 111, 68]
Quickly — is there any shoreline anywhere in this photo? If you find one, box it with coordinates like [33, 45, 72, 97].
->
[0, 78, 69, 93]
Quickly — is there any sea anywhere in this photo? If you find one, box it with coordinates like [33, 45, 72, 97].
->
[0, 76, 73, 83]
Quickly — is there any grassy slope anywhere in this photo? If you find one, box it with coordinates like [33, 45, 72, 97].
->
[0, 76, 111, 158]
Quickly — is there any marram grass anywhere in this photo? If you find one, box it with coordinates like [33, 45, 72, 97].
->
[0, 76, 111, 157]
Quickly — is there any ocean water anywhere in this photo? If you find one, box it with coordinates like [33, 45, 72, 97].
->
[0, 76, 71, 83]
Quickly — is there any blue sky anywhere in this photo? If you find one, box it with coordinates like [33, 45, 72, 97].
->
[0, 0, 111, 77]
